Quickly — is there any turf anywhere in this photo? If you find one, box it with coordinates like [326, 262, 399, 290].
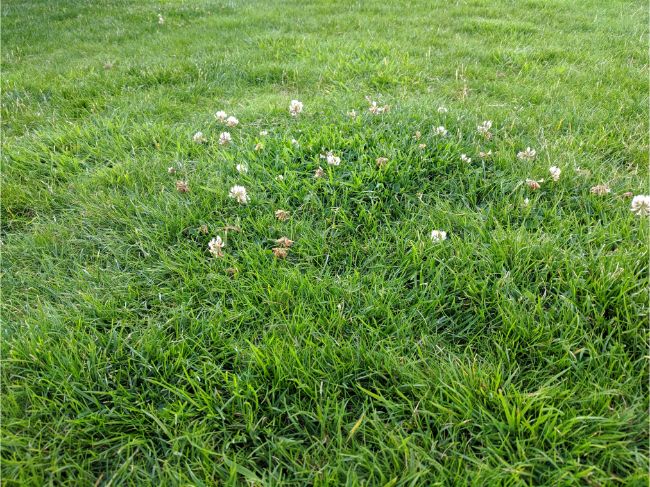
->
[1, 0, 649, 485]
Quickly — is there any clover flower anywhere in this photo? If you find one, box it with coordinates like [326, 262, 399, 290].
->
[590, 184, 611, 196]
[630, 195, 650, 216]
[289, 99, 303, 116]
[526, 179, 541, 190]
[477, 120, 492, 138]
[229, 185, 248, 204]
[430, 230, 447, 242]
[517, 147, 537, 161]
[208, 236, 225, 257]
[549, 166, 561, 181]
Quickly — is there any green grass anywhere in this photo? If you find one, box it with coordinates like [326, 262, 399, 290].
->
[2, 0, 649, 484]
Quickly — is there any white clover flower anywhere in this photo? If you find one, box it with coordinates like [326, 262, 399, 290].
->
[517, 147, 537, 161]
[523, 198, 530, 206]
[236, 164, 248, 174]
[208, 236, 225, 257]
[549, 166, 561, 181]
[630, 195, 650, 216]
[418, 143, 427, 150]
[430, 230, 447, 242]
[254, 142, 263, 151]
[347, 110, 358, 118]
[460, 154, 472, 163]
[215, 110, 228, 122]
[259, 130, 268, 136]
[193, 131, 206, 143]
[226, 116, 239, 127]
[437, 106, 448, 113]
[590, 184, 611, 196]
[321, 151, 341, 166]
[229, 185, 248, 204]
[477, 120, 492, 138]
[291, 138, 299, 147]
[289, 100, 303, 116]
[276, 175, 284, 181]
[434, 126, 447, 136]
[314, 166, 325, 178]
[479, 150, 492, 159]
[219, 132, 232, 145]
[158, 13, 165, 25]
[167, 166, 176, 174]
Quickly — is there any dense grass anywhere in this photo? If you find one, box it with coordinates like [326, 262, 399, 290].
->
[2, 0, 649, 484]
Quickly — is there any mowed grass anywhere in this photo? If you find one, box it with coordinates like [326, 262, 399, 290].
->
[2, 0, 649, 484]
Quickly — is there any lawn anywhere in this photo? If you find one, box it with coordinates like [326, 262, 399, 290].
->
[1, 0, 649, 484]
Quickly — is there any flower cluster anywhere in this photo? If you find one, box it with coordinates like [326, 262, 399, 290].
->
[477, 120, 492, 138]
[289, 100, 303, 116]
[229, 185, 248, 204]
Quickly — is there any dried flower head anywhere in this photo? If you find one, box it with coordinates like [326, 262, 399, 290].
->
[434, 126, 448, 136]
[225, 267, 239, 277]
[623, 192, 634, 198]
[176, 180, 189, 193]
[254, 142, 264, 151]
[167, 166, 177, 174]
[414, 131, 422, 140]
[517, 147, 537, 161]
[236, 163, 248, 174]
[226, 116, 239, 127]
[215, 110, 228, 122]
[193, 131, 206, 144]
[366, 96, 388, 114]
[526, 179, 541, 190]
[479, 150, 493, 160]
[590, 184, 611, 196]
[549, 166, 561, 182]
[219, 132, 232, 145]
[576, 167, 591, 177]
[430, 230, 447, 242]
[477, 120, 493, 138]
[630, 195, 650, 216]
[276, 236, 294, 248]
[275, 209, 290, 221]
[289, 99, 303, 116]
[229, 185, 248, 204]
[314, 166, 325, 179]
[208, 236, 225, 257]
[272, 247, 288, 259]
[418, 143, 427, 150]
[437, 106, 448, 113]
[460, 154, 472, 163]
[347, 110, 358, 118]
[199, 224, 209, 234]
[376, 157, 388, 168]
